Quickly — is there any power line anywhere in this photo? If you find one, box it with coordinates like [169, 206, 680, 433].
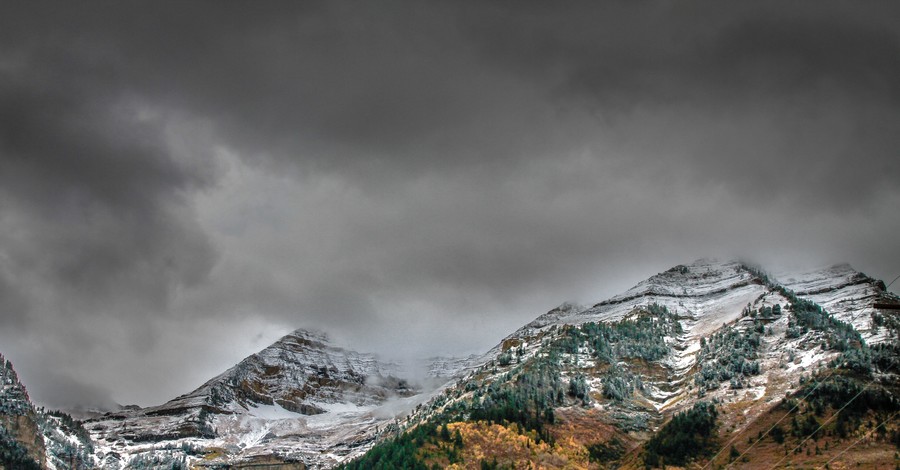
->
[704, 364, 839, 469]
[707, 275, 896, 469]
[765, 360, 895, 470]
[886, 273, 900, 290]
[816, 410, 898, 470]
[767, 383, 871, 469]
[711, 281, 899, 468]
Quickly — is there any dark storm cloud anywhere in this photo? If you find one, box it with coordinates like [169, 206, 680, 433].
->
[3, 1, 573, 181]
[0, 270, 28, 328]
[9, 1, 897, 188]
[0, 0, 220, 356]
[0, 56, 217, 327]
[462, 3, 900, 208]
[24, 368, 118, 411]
[1, 1, 899, 406]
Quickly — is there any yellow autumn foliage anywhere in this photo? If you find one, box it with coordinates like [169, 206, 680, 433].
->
[421, 420, 596, 469]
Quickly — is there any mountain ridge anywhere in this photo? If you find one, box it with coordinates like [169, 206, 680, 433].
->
[2, 258, 898, 469]
[344, 258, 899, 469]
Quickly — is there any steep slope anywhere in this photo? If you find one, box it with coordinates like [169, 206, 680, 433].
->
[699, 359, 900, 469]
[464, 259, 778, 421]
[86, 329, 430, 469]
[162, 328, 413, 416]
[345, 259, 900, 469]
[519, 260, 765, 329]
[0, 353, 45, 469]
[1, 354, 95, 470]
[777, 263, 899, 344]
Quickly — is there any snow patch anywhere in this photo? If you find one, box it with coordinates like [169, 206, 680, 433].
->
[245, 402, 303, 420]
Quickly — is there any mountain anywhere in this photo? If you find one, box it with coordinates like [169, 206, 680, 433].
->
[1, 353, 96, 470]
[0, 352, 45, 469]
[777, 263, 894, 342]
[2, 259, 898, 469]
[345, 259, 900, 469]
[84, 328, 430, 469]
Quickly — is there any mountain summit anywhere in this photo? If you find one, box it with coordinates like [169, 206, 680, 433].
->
[165, 327, 412, 416]
[84, 328, 420, 468]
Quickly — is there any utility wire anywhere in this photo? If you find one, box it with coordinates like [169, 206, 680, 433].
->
[765, 360, 895, 470]
[705, 364, 838, 469]
[767, 383, 871, 469]
[709, 272, 897, 469]
[886, 273, 900, 290]
[815, 410, 898, 470]
[715, 274, 899, 468]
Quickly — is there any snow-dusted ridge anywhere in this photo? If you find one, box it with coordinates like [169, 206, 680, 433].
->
[7, 258, 894, 469]
[775, 263, 898, 343]
[427, 258, 899, 438]
[1, 353, 98, 469]
[84, 328, 447, 469]
[509, 259, 768, 342]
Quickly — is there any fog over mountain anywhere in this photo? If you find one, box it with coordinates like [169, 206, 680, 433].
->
[0, 1, 898, 409]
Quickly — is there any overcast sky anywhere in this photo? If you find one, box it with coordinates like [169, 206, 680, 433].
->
[1, 1, 899, 409]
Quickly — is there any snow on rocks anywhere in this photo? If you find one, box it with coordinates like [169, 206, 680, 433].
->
[776, 263, 898, 343]
[84, 329, 436, 469]
[76, 258, 898, 469]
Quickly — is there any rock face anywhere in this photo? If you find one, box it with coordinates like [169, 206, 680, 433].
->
[0, 353, 46, 469]
[1, 354, 96, 470]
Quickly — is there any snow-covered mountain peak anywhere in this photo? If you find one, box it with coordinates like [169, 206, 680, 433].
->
[774, 263, 898, 343]
[507, 259, 896, 349]
[550, 301, 586, 315]
[281, 327, 331, 346]
[506, 259, 764, 338]
[497, 260, 767, 374]
[605, 259, 751, 302]
[82, 324, 422, 469]
[773, 262, 867, 292]
[410, 260, 899, 469]
[158, 325, 409, 416]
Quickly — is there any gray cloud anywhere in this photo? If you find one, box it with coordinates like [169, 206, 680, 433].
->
[24, 369, 119, 412]
[0, 59, 218, 323]
[1, 1, 898, 407]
